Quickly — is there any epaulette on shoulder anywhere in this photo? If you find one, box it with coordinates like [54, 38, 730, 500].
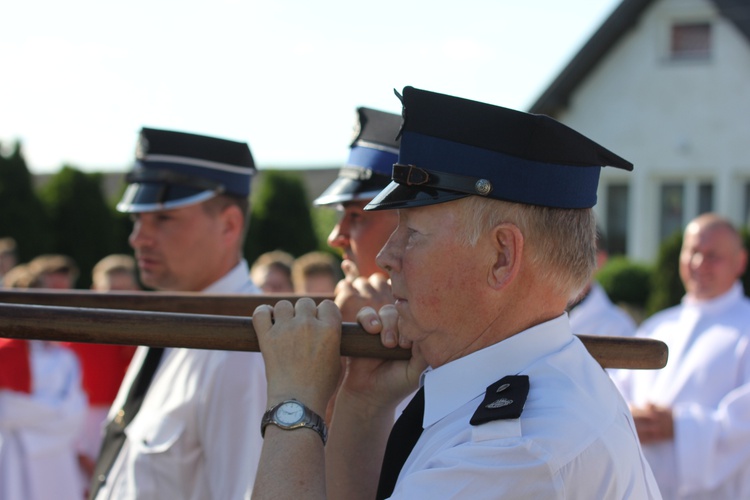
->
[470, 375, 529, 426]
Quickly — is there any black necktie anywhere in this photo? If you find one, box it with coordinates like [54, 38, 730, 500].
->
[376, 386, 425, 500]
[88, 347, 164, 500]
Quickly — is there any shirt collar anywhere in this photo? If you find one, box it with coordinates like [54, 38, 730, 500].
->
[681, 281, 743, 313]
[421, 314, 573, 428]
[202, 259, 259, 293]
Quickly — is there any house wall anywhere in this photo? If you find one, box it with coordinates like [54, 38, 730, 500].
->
[553, 0, 750, 262]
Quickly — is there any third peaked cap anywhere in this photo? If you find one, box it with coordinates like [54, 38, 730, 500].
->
[365, 86, 632, 211]
[313, 107, 401, 206]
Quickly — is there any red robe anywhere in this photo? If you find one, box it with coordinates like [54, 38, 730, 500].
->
[61, 343, 136, 405]
[0, 339, 31, 394]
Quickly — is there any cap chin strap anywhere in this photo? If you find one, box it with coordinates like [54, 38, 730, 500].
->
[392, 164, 493, 197]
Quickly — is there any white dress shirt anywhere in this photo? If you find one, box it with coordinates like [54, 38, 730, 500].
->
[614, 282, 750, 499]
[388, 314, 661, 499]
[569, 283, 637, 337]
[95, 260, 267, 500]
[0, 341, 87, 500]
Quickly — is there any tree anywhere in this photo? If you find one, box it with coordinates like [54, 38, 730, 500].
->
[37, 165, 120, 289]
[645, 230, 685, 317]
[107, 178, 136, 256]
[244, 170, 319, 265]
[0, 141, 53, 261]
[597, 256, 653, 310]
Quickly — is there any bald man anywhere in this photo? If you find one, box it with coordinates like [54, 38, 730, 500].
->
[615, 213, 750, 499]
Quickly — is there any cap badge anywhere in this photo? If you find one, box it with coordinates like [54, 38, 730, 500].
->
[474, 179, 492, 196]
[135, 136, 149, 160]
[350, 112, 363, 145]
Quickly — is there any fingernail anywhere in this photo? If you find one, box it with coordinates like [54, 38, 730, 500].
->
[385, 329, 395, 344]
[370, 318, 380, 327]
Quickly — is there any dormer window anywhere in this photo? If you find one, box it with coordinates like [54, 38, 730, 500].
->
[670, 22, 711, 59]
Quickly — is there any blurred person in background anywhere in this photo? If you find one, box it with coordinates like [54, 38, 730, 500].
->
[0, 263, 86, 500]
[614, 213, 750, 499]
[28, 253, 79, 289]
[0, 237, 18, 285]
[61, 254, 140, 494]
[250, 250, 295, 293]
[292, 251, 341, 295]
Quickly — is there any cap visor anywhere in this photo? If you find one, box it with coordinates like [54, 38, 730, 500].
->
[116, 183, 217, 213]
[313, 176, 391, 206]
[364, 181, 468, 211]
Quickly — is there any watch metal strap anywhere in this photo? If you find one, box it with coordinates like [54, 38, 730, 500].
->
[261, 399, 328, 445]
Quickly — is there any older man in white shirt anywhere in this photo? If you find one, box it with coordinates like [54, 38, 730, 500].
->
[614, 213, 750, 499]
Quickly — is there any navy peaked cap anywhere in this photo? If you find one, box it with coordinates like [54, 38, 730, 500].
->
[313, 107, 401, 206]
[117, 127, 256, 213]
[365, 86, 632, 211]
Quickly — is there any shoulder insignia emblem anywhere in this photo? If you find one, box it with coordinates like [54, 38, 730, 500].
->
[470, 375, 529, 425]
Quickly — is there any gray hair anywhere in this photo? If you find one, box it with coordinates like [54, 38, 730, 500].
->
[455, 196, 596, 301]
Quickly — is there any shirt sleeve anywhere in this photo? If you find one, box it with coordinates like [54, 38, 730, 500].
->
[673, 382, 750, 494]
[389, 434, 657, 500]
[198, 351, 267, 499]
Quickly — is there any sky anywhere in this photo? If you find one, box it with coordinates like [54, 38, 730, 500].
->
[1, 0, 622, 174]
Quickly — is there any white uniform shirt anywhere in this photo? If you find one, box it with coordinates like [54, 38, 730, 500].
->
[0, 341, 87, 500]
[389, 315, 661, 499]
[96, 260, 267, 500]
[614, 282, 750, 499]
[569, 283, 637, 337]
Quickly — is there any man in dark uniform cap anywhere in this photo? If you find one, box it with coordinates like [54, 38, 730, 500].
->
[314, 107, 401, 321]
[89, 128, 267, 499]
[250, 87, 662, 499]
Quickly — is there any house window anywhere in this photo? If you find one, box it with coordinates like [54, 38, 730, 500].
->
[606, 184, 629, 255]
[671, 22, 711, 59]
[698, 182, 713, 214]
[660, 183, 684, 240]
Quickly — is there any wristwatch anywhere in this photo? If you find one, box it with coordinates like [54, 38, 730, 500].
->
[261, 399, 328, 445]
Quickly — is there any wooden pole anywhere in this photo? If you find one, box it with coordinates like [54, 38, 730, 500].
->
[0, 303, 667, 369]
[0, 288, 328, 316]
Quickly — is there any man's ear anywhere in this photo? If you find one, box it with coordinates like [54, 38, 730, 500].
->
[220, 204, 244, 245]
[736, 247, 748, 278]
[488, 223, 523, 290]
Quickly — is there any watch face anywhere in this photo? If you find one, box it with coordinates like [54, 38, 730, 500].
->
[276, 401, 305, 426]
